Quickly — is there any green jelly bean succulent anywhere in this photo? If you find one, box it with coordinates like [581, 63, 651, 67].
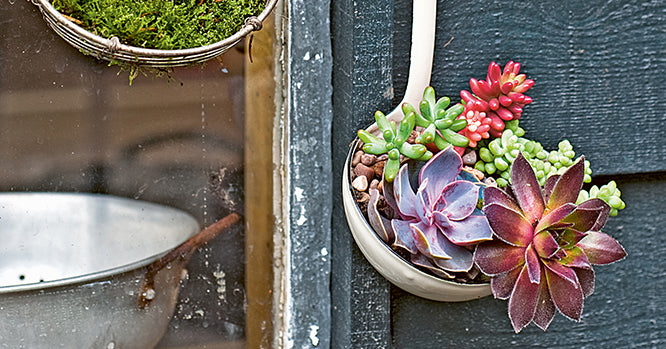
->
[474, 130, 592, 188]
[357, 109, 433, 182]
[576, 180, 626, 216]
[408, 86, 469, 149]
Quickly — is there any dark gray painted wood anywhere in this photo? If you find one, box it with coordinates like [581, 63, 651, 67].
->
[392, 0, 666, 176]
[286, 0, 333, 347]
[386, 0, 666, 347]
[331, 0, 393, 348]
[331, 0, 665, 347]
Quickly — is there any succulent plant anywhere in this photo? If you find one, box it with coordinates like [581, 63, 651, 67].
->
[474, 131, 593, 188]
[474, 153, 626, 333]
[358, 109, 433, 182]
[474, 129, 541, 186]
[409, 86, 469, 150]
[461, 61, 534, 137]
[457, 105, 492, 148]
[386, 146, 493, 277]
[577, 180, 626, 216]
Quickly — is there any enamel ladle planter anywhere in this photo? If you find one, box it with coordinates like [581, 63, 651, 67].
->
[342, 0, 492, 302]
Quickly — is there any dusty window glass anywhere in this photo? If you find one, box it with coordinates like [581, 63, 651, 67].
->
[0, 2, 274, 348]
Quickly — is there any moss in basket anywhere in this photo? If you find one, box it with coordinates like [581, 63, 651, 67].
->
[52, 0, 266, 50]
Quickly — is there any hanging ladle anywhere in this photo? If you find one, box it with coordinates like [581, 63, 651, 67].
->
[382, 0, 437, 124]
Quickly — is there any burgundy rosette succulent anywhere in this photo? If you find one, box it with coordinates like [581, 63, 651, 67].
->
[474, 153, 627, 332]
[386, 146, 494, 277]
[460, 61, 534, 138]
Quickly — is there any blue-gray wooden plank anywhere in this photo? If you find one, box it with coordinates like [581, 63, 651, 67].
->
[331, 0, 394, 348]
[392, 0, 666, 176]
[387, 0, 666, 346]
[286, 0, 333, 347]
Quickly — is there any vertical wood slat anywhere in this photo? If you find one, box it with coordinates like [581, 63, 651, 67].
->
[279, 0, 334, 347]
[245, 13, 276, 349]
[331, 0, 394, 347]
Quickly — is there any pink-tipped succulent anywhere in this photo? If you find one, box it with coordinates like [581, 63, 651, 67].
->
[460, 61, 534, 138]
[457, 106, 492, 148]
[386, 146, 493, 277]
[474, 153, 626, 333]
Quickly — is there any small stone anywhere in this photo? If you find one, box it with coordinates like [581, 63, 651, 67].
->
[370, 179, 380, 190]
[361, 153, 377, 166]
[377, 154, 389, 162]
[407, 130, 419, 143]
[352, 175, 369, 191]
[354, 163, 376, 182]
[484, 176, 497, 186]
[372, 161, 385, 178]
[356, 191, 370, 204]
[462, 149, 477, 166]
[352, 150, 364, 167]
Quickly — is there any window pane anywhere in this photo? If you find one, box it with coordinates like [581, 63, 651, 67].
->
[0, 2, 274, 347]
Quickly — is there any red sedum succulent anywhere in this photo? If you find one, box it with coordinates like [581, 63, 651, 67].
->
[460, 61, 534, 138]
[457, 107, 492, 148]
[474, 153, 626, 333]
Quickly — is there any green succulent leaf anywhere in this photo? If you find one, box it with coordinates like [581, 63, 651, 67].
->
[400, 142, 428, 160]
[374, 111, 394, 138]
[434, 133, 452, 150]
[384, 157, 401, 182]
[361, 142, 388, 155]
[444, 104, 464, 121]
[434, 118, 453, 130]
[435, 96, 451, 111]
[416, 124, 437, 144]
[450, 118, 468, 132]
[441, 129, 470, 148]
[418, 150, 434, 161]
[398, 111, 417, 142]
[357, 129, 383, 145]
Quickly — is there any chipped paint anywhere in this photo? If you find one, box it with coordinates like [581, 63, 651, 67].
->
[294, 187, 305, 201]
[309, 325, 320, 346]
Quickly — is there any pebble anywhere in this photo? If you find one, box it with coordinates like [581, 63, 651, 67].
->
[356, 191, 370, 204]
[352, 175, 369, 191]
[484, 176, 497, 186]
[464, 166, 485, 181]
[361, 153, 377, 166]
[372, 161, 385, 178]
[462, 149, 477, 166]
[352, 150, 363, 167]
[370, 179, 380, 190]
[354, 163, 376, 182]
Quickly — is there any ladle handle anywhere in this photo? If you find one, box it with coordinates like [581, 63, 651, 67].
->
[139, 212, 241, 308]
[386, 0, 437, 121]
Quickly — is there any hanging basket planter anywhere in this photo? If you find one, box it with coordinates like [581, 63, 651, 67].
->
[31, 0, 277, 68]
